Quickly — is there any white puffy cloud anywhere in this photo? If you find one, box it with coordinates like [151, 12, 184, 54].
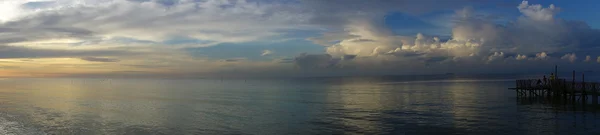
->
[487, 52, 505, 62]
[516, 54, 528, 60]
[517, 1, 558, 21]
[561, 53, 577, 63]
[535, 52, 549, 60]
[585, 55, 591, 62]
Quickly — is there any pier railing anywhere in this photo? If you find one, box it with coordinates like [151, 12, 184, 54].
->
[515, 79, 567, 89]
[515, 79, 600, 93]
[567, 81, 600, 92]
[514, 78, 600, 104]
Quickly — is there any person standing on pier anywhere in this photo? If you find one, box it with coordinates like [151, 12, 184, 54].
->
[550, 73, 555, 81]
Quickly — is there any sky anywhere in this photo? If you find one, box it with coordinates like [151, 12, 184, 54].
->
[0, 0, 600, 78]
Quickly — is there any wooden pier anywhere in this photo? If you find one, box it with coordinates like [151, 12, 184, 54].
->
[510, 69, 600, 105]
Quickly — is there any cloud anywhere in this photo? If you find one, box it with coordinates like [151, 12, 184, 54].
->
[261, 50, 273, 56]
[220, 58, 247, 62]
[0, 45, 134, 59]
[584, 55, 591, 62]
[487, 52, 505, 62]
[0, 0, 313, 48]
[516, 54, 528, 60]
[517, 1, 558, 21]
[342, 55, 357, 60]
[80, 57, 120, 62]
[535, 52, 549, 60]
[0, 0, 599, 78]
[274, 58, 294, 63]
[308, 1, 600, 69]
[123, 64, 169, 69]
[424, 56, 449, 63]
[293, 53, 339, 69]
[561, 53, 577, 63]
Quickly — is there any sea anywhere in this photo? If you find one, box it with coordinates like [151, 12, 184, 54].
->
[0, 74, 598, 135]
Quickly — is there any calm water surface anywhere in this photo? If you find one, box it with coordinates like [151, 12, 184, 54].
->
[0, 75, 598, 134]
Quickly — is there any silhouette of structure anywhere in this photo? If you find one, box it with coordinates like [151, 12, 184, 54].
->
[510, 65, 599, 105]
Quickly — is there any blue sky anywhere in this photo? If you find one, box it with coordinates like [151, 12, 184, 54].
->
[0, 0, 600, 78]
